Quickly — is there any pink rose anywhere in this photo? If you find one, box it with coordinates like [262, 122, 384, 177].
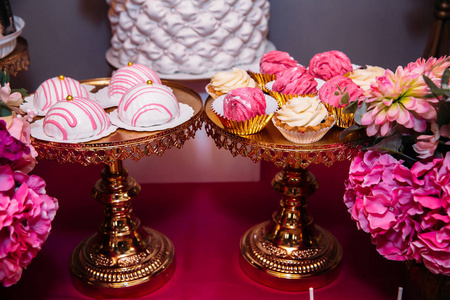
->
[259, 50, 298, 75]
[318, 75, 363, 107]
[309, 50, 353, 81]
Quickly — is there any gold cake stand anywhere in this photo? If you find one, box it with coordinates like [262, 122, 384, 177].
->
[31, 78, 203, 298]
[204, 97, 368, 291]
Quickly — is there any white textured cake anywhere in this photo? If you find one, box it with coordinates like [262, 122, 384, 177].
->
[108, 62, 162, 101]
[33, 76, 89, 114]
[106, 0, 270, 75]
[117, 82, 180, 127]
[43, 96, 111, 140]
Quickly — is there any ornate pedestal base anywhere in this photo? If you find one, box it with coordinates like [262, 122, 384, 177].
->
[239, 166, 342, 291]
[69, 160, 175, 298]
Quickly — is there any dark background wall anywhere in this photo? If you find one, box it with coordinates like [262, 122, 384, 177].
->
[9, 0, 435, 92]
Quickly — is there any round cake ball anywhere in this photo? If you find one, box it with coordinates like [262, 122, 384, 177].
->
[43, 96, 111, 140]
[108, 62, 162, 100]
[117, 82, 180, 127]
[33, 75, 89, 114]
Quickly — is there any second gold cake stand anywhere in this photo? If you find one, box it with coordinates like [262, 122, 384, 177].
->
[204, 96, 368, 291]
[31, 79, 203, 298]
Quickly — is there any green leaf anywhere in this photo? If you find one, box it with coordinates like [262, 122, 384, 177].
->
[423, 75, 441, 97]
[353, 100, 368, 125]
[342, 98, 359, 114]
[367, 134, 402, 153]
[0, 103, 12, 117]
[339, 124, 364, 140]
[11, 88, 28, 98]
[441, 67, 449, 90]
[339, 92, 350, 106]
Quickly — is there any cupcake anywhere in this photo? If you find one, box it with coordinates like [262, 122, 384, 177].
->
[318, 75, 363, 128]
[309, 50, 353, 81]
[273, 95, 335, 144]
[206, 68, 258, 99]
[212, 87, 278, 135]
[249, 50, 299, 88]
[346, 65, 385, 91]
[267, 66, 317, 106]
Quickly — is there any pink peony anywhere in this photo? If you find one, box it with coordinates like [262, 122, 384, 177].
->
[0, 166, 58, 286]
[309, 50, 353, 81]
[361, 66, 437, 137]
[318, 75, 364, 107]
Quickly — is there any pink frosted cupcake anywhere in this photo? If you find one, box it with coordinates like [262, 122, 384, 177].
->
[318, 75, 363, 128]
[212, 87, 278, 135]
[268, 66, 318, 106]
[309, 50, 353, 81]
[260, 50, 299, 75]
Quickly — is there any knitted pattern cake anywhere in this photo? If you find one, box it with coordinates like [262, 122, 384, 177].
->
[106, 0, 270, 75]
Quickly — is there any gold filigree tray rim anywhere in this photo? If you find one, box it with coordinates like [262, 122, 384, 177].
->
[203, 96, 369, 168]
[30, 78, 204, 165]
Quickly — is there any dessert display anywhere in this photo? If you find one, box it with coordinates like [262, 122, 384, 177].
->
[211, 86, 278, 135]
[116, 82, 180, 127]
[318, 75, 364, 128]
[346, 65, 385, 91]
[206, 68, 258, 99]
[41, 96, 113, 141]
[106, 0, 270, 75]
[273, 95, 335, 144]
[108, 62, 162, 104]
[308, 50, 353, 81]
[31, 75, 90, 115]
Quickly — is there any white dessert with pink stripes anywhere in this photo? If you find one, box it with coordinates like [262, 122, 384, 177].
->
[43, 97, 111, 141]
[108, 63, 162, 104]
[117, 82, 180, 127]
[33, 75, 89, 114]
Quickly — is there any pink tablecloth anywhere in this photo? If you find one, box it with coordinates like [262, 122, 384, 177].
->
[0, 159, 404, 300]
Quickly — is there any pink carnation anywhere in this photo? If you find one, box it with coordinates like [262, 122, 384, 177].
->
[309, 50, 353, 81]
[318, 75, 363, 107]
[0, 166, 58, 286]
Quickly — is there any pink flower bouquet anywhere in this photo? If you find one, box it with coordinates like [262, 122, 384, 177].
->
[0, 72, 58, 286]
[341, 56, 450, 275]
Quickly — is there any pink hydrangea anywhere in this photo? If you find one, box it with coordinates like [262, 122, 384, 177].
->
[5, 118, 37, 174]
[0, 166, 58, 286]
[344, 150, 420, 260]
[345, 151, 450, 274]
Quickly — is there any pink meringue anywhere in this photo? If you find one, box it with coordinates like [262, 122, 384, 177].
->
[223, 87, 266, 122]
[309, 50, 353, 81]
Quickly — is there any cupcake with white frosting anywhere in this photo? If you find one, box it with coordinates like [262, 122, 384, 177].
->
[206, 68, 259, 99]
[273, 95, 335, 144]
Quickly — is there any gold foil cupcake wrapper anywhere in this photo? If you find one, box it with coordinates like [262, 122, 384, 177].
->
[323, 103, 355, 128]
[217, 113, 274, 135]
[267, 88, 317, 107]
[247, 71, 275, 93]
[211, 94, 279, 135]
